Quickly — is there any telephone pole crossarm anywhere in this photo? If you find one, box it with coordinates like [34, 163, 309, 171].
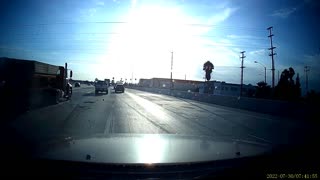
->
[267, 26, 276, 88]
[240, 51, 246, 96]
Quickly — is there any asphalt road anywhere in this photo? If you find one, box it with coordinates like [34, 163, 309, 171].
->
[7, 85, 317, 146]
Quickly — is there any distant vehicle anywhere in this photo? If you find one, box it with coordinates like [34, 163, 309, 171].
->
[75, 82, 80, 87]
[95, 80, 108, 94]
[115, 84, 125, 93]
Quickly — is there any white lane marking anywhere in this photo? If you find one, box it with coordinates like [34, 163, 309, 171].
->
[248, 134, 272, 144]
[104, 103, 115, 134]
[127, 89, 277, 142]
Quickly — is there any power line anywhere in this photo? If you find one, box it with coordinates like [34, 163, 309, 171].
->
[204, 44, 268, 49]
[0, 21, 267, 31]
[1, 28, 268, 40]
[1, 41, 269, 50]
[0, 40, 269, 49]
[0, 21, 127, 28]
[1, 33, 269, 41]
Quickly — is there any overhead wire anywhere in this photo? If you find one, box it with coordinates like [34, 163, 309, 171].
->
[0, 21, 267, 31]
[0, 21, 272, 55]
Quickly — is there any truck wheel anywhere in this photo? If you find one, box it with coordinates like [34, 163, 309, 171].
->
[70, 87, 72, 96]
[106, 90, 109, 94]
[69, 92, 72, 99]
[55, 91, 60, 104]
[95, 90, 98, 94]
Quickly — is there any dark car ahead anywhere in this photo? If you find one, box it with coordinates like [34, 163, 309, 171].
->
[115, 84, 125, 93]
[74, 82, 80, 87]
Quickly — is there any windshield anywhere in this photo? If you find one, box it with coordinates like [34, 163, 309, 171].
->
[0, 0, 319, 177]
[96, 81, 105, 84]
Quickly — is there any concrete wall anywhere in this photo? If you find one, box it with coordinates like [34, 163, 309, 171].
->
[128, 86, 308, 119]
[147, 78, 201, 91]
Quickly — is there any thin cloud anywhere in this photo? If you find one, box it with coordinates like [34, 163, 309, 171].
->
[79, 8, 97, 18]
[303, 54, 320, 69]
[227, 35, 267, 40]
[249, 49, 267, 55]
[293, 53, 320, 93]
[96, 1, 104, 6]
[131, 0, 137, 8]
[271, 0, 313, 19]
[207, 7, 238, 24]
[88, 8, 97, 16]
[271, 7, 297, 19]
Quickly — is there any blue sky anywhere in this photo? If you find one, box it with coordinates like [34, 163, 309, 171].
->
[0, 0, 319, 94]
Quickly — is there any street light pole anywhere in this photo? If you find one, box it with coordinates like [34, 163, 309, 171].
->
[170, 51, 173, 90]
[254, 61, 267, 84]
[264, 66, 266, 83]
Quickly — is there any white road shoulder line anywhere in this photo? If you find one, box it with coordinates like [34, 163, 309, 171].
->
[248, 134, 272, 144]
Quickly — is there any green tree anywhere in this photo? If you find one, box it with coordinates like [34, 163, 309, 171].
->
[274, 67, 301, 100]
[256, 81, 271, 98]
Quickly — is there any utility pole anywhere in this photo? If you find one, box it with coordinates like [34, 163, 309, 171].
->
[304, 66, 310, 93]
[170, 51, 173, 90]
[277, 70, 279, 84]
[267, 26, 276, 88]
[131, 72, 133, 84]
[240, 51, 246, 96]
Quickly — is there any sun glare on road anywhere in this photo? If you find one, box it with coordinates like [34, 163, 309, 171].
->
[127, 92, 167, 119]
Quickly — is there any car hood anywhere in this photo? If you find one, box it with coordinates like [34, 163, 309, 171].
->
[35, 134, 272, 164]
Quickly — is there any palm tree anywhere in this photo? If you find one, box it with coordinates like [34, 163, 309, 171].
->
[288, 67, 295, 85]
[203, 61, 214, 81]
[276, 67, 300, 100]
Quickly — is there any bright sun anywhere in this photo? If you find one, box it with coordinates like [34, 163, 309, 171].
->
[104, 5, 208, 81]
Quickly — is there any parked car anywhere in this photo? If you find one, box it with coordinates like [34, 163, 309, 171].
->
[75, 82, 80, 87]
[115, 84, 125, 93]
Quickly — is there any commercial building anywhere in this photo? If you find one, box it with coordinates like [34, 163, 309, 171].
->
[139, 78, 202, 91]
[139, 78, 256, 97]
[200, 81, 256, 97]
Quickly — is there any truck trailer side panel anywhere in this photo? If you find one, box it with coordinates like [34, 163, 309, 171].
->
[0, 57, 68, 119]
